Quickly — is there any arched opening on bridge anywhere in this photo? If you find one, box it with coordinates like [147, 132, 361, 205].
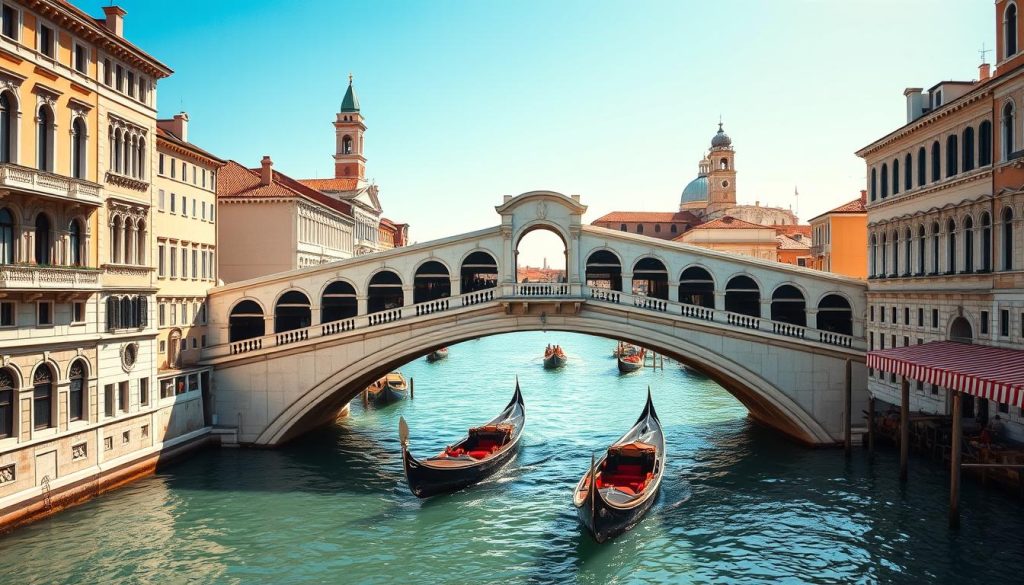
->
[321, 281, 357, 323]
[460, 251, 498, 293]
[725, 275, 760, 317]
[585, 250, 621, 290]
[678, 266, 714, 308]
[413, 261, 451, 304]
[229, 300, 265, 342]
[949, 316, 973, 344]
[817, 294, 853, 335]
[516, 226, 566, 283]
[770, 285, 806, 326]
[632, 257, 668, 299]
[368, 270, 404, 313]
[275, 291, 312, 333]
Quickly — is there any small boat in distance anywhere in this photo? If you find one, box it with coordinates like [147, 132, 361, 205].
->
[400, 382, 526, 498]
[543, 344, 567, 369]
[573, 389, 665, 543]
[426, 347, 449, 362]
[617, 344, 645, 373]
[365, 371, 408, 404]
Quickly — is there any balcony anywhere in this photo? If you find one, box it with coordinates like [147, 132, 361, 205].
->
[0, 264, 101, 290]
[0, 163, 102, 206]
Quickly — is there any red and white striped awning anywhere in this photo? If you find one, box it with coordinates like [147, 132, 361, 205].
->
[867, 341, 1024, 408]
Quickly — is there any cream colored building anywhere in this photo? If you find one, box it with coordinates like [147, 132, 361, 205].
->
[0, 2, 207, 530]
[676, 216, 779, 261]
[153, 112, 223, 408]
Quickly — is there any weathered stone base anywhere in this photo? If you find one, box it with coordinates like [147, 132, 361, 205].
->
[0, 427, 213, 534]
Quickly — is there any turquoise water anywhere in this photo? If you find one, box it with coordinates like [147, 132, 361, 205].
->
[1, 331, 1023, 584]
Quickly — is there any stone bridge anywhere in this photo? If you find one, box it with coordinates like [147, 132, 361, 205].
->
[200, 192, 868, 446]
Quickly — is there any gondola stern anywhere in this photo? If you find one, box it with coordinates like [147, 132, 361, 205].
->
[636, 387, 659, 424]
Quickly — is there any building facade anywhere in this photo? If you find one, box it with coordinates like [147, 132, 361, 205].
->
[858, 0, 1024, 441]
[807, 192, 868, 278]
[675, 216, 779, 261]
[0, 1, 207, 530]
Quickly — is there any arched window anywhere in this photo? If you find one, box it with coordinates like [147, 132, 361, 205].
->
[904, 228, 912, 276]
[678, 266, 714, 308]
[619, 224, 626, 231]
[770, 285, 806, 326]
[1006, 2, 1019, 58]
[670, 224, 678, 234]
[979, 121, 993, 166]
[880, 163, 888, 198]
[917, 225, 926, 275]
[947, 218, 957, 273]
[963, 216, 975, 273]
[0, 91, 12, 163]
[950, 316, 973, 344]
[68, 219, 82, 266]
[461, 251, 498, 293]
[880, 232, 887, 275]
[135, 219, 146, 266]
[720, 157, 728, 170]
[229, 300, 264, 342]
[870, 167, 877, 201]
[890, 230, 898, 275]
[917, 147, 926, 187]
[36, 105, 53, 171]
[585, 250, 621, 291]
[817, 294, 852, 335]
[367, 270, 404, 313]
[1003, 207, 1015, 271]
[632, 257, 668, 299]
[931, 141, 941, 181]
[962, 127, 975, 172]
[725, 275, 760, 317]
[870, 234, 877, 276]
[114, 128, 123, 173]
[321, 281, 358, 323]
[946, 134, 958, 177]
[342, 135, 353, 154]
[636, 224, 644, 234]
[904, 153, 912, 191]
[72, 117, 86, 179]
[137, 136, 146, 179]
[654, 224, 661, 233]
[931, 222, 941, 274]
[413, 261, 451, 304]
[0, 367, 15, 438]
[1003, 102, 1015, 160]
[892, 159, 899, 195]
[32, 365, 53, 430]
[981, 212, 992, 272]
[0, 207, 13, 264]
[110, 215, 122, 264]
[34, 213, 50, 265]
[68, 359, 87, 422]
[274, 290, 311, 333]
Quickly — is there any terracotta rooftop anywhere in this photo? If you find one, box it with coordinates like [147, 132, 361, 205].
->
[688, 216, 769, 230]
[807, 194, 868, 222]
[592, 211, 700, 224]
[774, 224, 812, 237]
[218, 160, 353, 217]
[776, 234, 810, 250]
[298, 177, 361, 192]
[155, 127, 225, 165]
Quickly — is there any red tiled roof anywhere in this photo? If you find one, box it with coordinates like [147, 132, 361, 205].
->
[298, 178, 361, 191]
[776, 234, 810, 250]
[54, 1, 172, 77]
[827, 197, 867, 214]
[155, 127, 225, 165]
[592, 211, 700, 224]
[689, 216, 769, 230]
[218, 160, 353, 216]
[774, 224, 812, 237]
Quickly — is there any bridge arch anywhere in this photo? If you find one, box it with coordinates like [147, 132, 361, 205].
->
[274, 290, 312, 333]
[725, 274, 762, 317]
[770, 284, 807, 326]
[413, 259, 452, 304]
[366, 268, 404, 313]
[320, 279, 358, 324]
[678, 264, 715, 308]
[631, 256, 670, 299]
[584, 248, 623, 290]
[228, 299, 266, 342]
[817, 294, 853, 335]
[459, 249, 499, 293]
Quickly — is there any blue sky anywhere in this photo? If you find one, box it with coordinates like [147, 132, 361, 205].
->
[83, 0, 991, 266]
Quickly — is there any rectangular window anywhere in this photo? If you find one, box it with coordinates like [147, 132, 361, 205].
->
[139, 378, 149, 406]
[904, 307, 910, 325]
[171, 159, 176, 179]
[202, 169, 207, 189]
[126, 71, 135, 98]
[181, 196, 187, 216]
[103, 58, 111, 86]
[918, 308, 924, 327]
[201, 334, 207, 348]
[73, 302, 84, 323]
[981, 311, 989, 335]
[157, 244, 165, 277]
[188, 374, 199, 393]
[159, 154, 165, 175]
[1, 5, 17, 40]
[202, 201, 206, 220]
[880, 306, 885, 323]
[880, 335, 885, 349]
[903, 336, 909, 347]
[37, 301, 52, 326]
[869, 306, 874, 322]
[170, 192, 176, 213]
[141, 424, 149, 439]
[170, 244, 177, 277]
[122, 430, 129, 444]
[170, 304, 177, 326]
[160, 379, 173, 399]
[1001, 309, 1010, 337]
[175, 375, 186, 395]
[181, 301, 188, 324]
[158, 189, 165, 210]
[192, 199, 196, 218]
[158, 303, 166, 327]
[181, 161, 186, 179]
[201, 251, 207, 279]
[104, 384, 114, 417]
[74, 43, 87, 74]
[181, 248, 188, 279]
[891, 307, 896, 323]
[891, 334, 896, 348]
[0, 301, 13, 327]
[118, 381, 129, 412]
[191, 249, 197, 279]
[139, 77, 148, 104]
[115, 64, 124, 91]
[869, 331, 874, 351]
[104, 436, 112, 451]
[191, 337, 197, 349]
[38, 24, 54, 58]
[932, 309, 939, 328]
[192, 166, 197, 185]
[159, 340, 165, 353]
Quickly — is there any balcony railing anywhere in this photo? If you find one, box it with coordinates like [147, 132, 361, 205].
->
[0, 163, 102, 206]
[0, 264, 101, 290]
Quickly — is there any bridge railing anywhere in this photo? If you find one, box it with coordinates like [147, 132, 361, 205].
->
[512, 282, 571, 297]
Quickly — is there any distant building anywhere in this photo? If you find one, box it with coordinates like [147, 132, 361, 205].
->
[675, 216, 779, 261]
[807, 191, 867, 278]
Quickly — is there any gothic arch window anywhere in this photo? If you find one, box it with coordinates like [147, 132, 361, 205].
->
[137, 136, 146, 179]
[36, 104, 54, 172]
[917, 225, 926, 274]
[0, 91, 14, 163]
[904, 228, 912, 275]
[1003, 101, 1015, 160]
[0, 207, 13, 264]
[110, 215, 123, 264]
[32, 364, 54, 430]
[880, 232, 888, 275]
[72, 117, 86, 179]
[68, 218, 82, 266]
[870, 167, 877, 201]
[0, 367, 14, 438]
[1006, 2, 1019, 59]
[114, 128, 123, 173]
[981, 211, 992, 271]
[931, 141, 941, 181]
[1003, 207, 1015, 270]
[135, 219, 146, 265]
[980, 120, 993, 166]
[870, 234, 877, 276]
[880, 163, 888, 198]
[34, 213, 51, 265]
[946, 134, 958, 177]
[68, 359, 87, 422]
[891, 159, 899, 195]
[962, 126, 975, 172]
[946, 218, 957, 273]
[917, 146, 926, 187]
[963, 215, 975, 272]
[904, 153, 912, 191]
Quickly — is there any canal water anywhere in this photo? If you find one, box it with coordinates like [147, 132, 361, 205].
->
[2, 331, 1023, 584]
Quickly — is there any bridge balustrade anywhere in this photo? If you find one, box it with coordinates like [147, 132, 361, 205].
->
[819, 330, 855, 348]
[514, 283, 570, 297]
[633, 296, 667, 312]
[725, 312, 760, 330]
[368, 308, 403, 326]
[322, 318, 356, 336]
[589, 288, 620, 303]
[230, 338, 262, 355]
[680, 303, 714, 321]
[771, 321, 806, 339]
[415, 299, 450, 316]
[276, 329, 309, 346]
[462, 289, 495, 306]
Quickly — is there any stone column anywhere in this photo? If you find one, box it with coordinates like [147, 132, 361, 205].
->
[402, 286, 414, 307]
[357, 296, 368, 316]
[760, 299, 772, 320]
[23, 226, 34, 264]
[620, 272, 633, 295]
[668, 281, 679, 303]
[118, 225, 126, 265]
[806, 308, 818, 330]
[714, 291, 726, 311]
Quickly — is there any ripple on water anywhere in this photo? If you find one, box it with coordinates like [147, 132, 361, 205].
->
[0, 332, 1023, 585]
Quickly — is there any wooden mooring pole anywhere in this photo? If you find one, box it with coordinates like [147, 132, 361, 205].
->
[950, 389, 962, 529]
[410, 377, 415, 400]
[844, 359, 852, 457]
[900, 377, 910, 482]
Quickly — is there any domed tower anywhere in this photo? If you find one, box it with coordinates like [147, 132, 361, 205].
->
[706, 122, 737, 215]
[334, 74, 366, 180]
[679, 157, 710, 214]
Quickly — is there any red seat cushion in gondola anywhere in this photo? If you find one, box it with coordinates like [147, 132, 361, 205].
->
[467, 450, 491, 460]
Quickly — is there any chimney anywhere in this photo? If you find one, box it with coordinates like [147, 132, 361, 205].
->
[260, 156, 273, 186]
[172, 112, 188, 142]
[904, 88, 926, 123]
[980, 62, 992, 81]
[102, 6, 127, 37]
[860, 189, 867, 204]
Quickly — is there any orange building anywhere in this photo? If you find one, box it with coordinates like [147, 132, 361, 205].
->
[806, 191, 867, 279]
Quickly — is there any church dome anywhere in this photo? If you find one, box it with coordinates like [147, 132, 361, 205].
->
[711, 123, 732, 148]
[680, 175, 709, 204]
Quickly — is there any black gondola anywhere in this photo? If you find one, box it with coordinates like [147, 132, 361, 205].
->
[572, 389, 665, 543]
[365, 371, 408, 404]
[617, 345, 645, 373]
[426, 347, 449, 362]
[543, 345, 567, 369]
[399, 382, 525, 498]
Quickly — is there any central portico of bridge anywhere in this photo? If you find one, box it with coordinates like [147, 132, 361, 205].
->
[200, 191, 868, 446]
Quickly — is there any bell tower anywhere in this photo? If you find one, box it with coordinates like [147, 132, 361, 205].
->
[334, 74, 366, 180]
[706, 122, 737, 215]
